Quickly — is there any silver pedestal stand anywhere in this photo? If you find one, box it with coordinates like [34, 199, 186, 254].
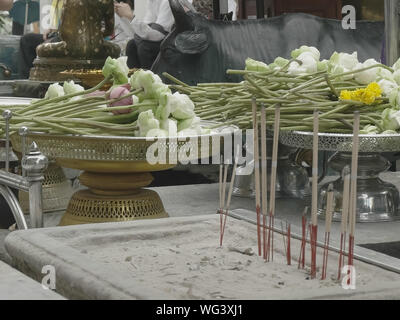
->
[0, 110, 48, 229]
[280, 131, 400, 222]
[233, 135, 310, 199]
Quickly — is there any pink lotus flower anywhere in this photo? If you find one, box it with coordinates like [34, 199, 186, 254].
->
[108, 84, 133, 115]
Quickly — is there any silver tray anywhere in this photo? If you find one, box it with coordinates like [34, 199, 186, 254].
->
[279, 131, 400, 153]
[11, 121, 239, 162]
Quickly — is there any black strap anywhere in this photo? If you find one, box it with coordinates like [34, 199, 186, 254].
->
[148, 23, 168, 36]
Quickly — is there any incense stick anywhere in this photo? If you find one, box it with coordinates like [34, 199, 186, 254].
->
[252, 97, 262, 256]
[220, 152, 239, 246]
[321, 184, 334, 280]
[260, 105, 268, 259]
[338, 166, 350, 280]
[219, 162, 229, 246]
[219, 156, 223, 240]
[310, 109, 319, 279]
[287, 222, 291, 265]
[266, 105, 280, 262]
[298, 206, 308, 269]
[348, 112, 360, 273]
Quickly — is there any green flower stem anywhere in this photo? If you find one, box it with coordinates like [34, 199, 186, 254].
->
[324, 74, 339, 97]
[21, 75, 112, 113]
[162, 72, 190, 87]
[305, 104, 352, 121]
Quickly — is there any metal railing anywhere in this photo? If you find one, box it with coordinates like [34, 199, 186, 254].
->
[1, 109, 48, 229]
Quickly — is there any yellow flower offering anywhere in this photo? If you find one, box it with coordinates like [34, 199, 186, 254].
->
[339, 82, 382, 105]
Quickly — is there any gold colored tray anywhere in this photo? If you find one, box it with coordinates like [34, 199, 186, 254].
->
[11, 121, 239, 173]
[60, 68, 137, 90]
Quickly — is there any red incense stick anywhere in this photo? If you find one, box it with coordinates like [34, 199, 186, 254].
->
[220, 153, 239, 246]
[219, 162, 229, 246]
[298, 207, 308, 269]
[338, 166, 350, 280]
[321, 184, 334, 280]
[287, 223, 291, 265]
[260, 105, 268, 259]
[252, 97, 262, 256]
[310, 110, 319, 279]
[347, 112, 360, 278]
[218, 157, 223, 240]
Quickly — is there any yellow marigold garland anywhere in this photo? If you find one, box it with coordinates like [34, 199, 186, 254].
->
[339, 82, 382, 105]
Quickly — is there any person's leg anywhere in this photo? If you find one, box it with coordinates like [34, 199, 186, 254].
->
[12, 21, 24, 35]
[19, 33, 44, 79]
[136, 40, 162, 69]
[126, 38, 140, 68]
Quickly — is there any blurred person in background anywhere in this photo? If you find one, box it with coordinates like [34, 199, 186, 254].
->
[19, 0, 63, 78]
[121, 0, 176, 69]
[9, 0, 40, 35]
[113, 0, 135, 55]
[0, 0, 12, 10]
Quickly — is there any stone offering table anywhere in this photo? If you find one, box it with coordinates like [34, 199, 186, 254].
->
[0, 260, 64, 300]
[5, 213, 400, 300]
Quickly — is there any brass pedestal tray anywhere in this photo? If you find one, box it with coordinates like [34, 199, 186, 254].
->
[18, 162, 74, 214]
[11, 122, 237, 225]
[60, 69, 138, 90]
[29, 57, 107, 82]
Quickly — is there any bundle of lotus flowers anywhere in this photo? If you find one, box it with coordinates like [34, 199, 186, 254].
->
[165, 46, 400, 134]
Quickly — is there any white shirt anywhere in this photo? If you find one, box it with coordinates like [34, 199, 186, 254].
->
[112, 13, 135, 54]
[123, 0, 175, 42]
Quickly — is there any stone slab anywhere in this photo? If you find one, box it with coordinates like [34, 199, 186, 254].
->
[0, 260, 64, 300]
[5, 215, 400, 300]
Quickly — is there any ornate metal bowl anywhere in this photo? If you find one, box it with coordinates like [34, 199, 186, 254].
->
[279, 131, 400, 153]
[279, 130, 400, 222]
[11, 121, 239, 225]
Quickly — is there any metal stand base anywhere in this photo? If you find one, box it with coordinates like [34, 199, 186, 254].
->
[59, 189, 168, 226]
[318, 152, 400, 222]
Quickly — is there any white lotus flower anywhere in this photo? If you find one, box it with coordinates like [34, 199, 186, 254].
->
[389, 88, 400, 108]
[63, 80, 84, 95]
[288, 52, 318, 75]
[376, 67, 394, 81]
[138, 109, 160, 136]
[44, 83, 64, 99]
[381, 108, 400, 131]
[317, 59, 329, 72]
[329, 51, 359, 70]
[160, 118, 178, 136]
[354, 59, 380, 84]
[177, 116, 200, 132]
[116, 56, 129, 78]
[360, 124, 379, 134]
[392, 57, 400, 71]
[146, 128, 168, 138]
[377, 79, 398, 97]
[393, 70, 400, 85]
[291, 45, 320, 61]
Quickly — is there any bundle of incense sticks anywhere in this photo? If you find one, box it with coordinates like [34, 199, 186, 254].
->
[252, 98, 262, 256]
[321, 184, 334, 280]
[219, 154, 239, 247]
[348, 112, 360, 271]
[266, 105, 280, 262]
[338, 166, 350, 280]
[298, 207, 308, 269]
[310, 110, 319, 279]
[260, 105, 268, 259]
